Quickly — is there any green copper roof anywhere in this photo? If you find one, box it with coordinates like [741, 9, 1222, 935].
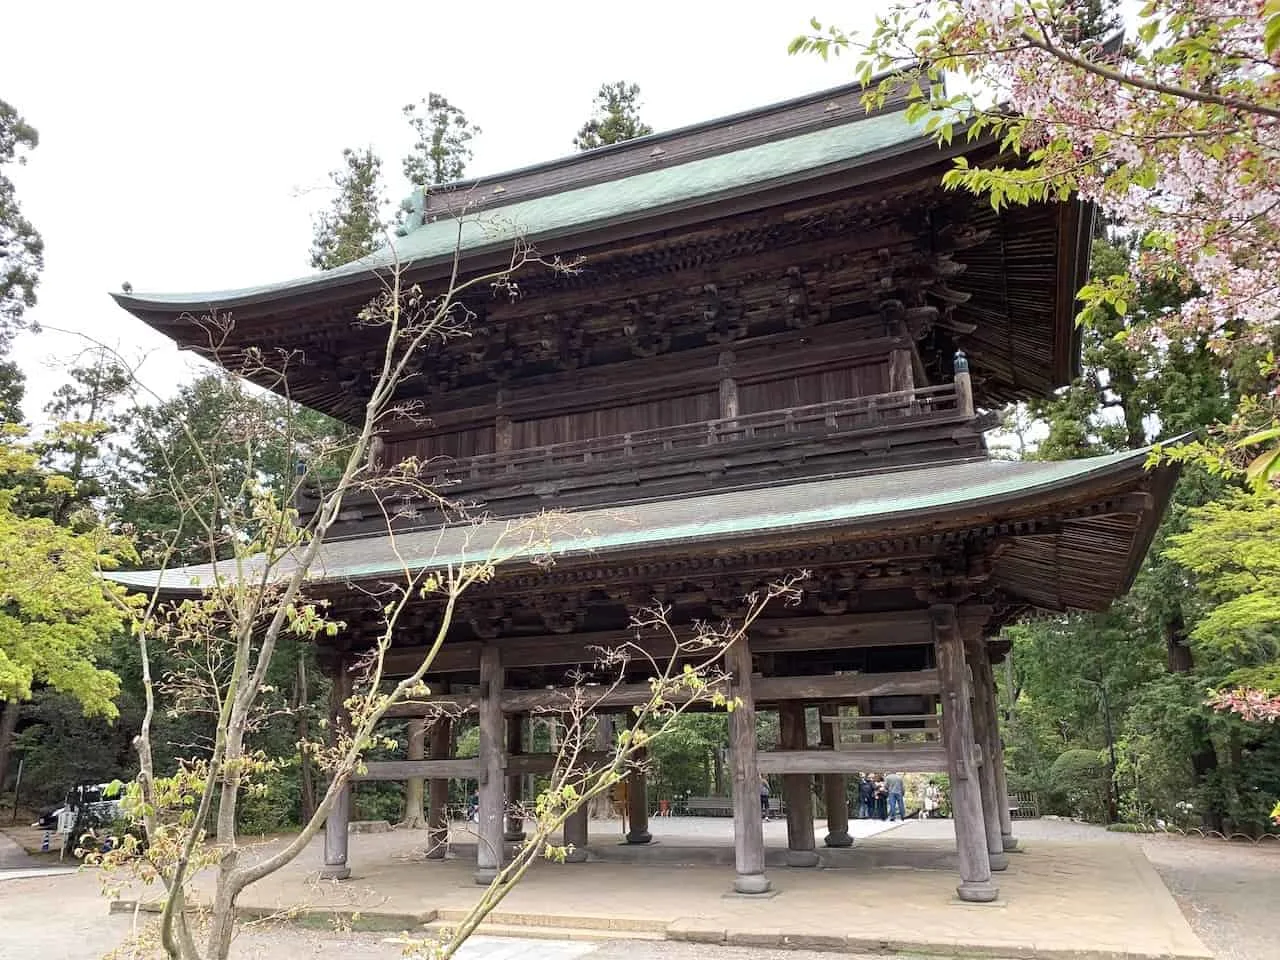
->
[108, 447, 1161, 595]
[113, 107, 933, 311]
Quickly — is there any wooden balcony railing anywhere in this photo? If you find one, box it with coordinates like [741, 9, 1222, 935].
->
[434, 382, 965, 485]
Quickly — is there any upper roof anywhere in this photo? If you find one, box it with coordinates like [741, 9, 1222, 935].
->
[108, 445, 1176, 613]
[114, 83, 935, 314]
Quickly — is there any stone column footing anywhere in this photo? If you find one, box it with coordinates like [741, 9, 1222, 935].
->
[562, 848, 589, 863]
[823, 832, 853, 848]
[785, 850, 821, 867]
[473, 868, 499, 886]
[319, 865, 351, 881]
[503, 830, 526, 842]
[956, 880, 999, 903]
[733, 873, 772, 895]
[988, 851, 1009, 872]
[1002, 835, 1019, 851]
[625, 830, 652, 844]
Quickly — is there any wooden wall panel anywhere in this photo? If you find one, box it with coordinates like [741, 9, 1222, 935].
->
[737, 360, 889, 415]
[386, 425, 496, 464]
[513, 390, 719, 447]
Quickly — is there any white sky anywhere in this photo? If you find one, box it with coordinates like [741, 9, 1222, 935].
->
[3, 0, 873, 418]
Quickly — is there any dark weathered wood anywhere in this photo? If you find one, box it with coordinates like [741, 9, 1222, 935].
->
[934, 605, 997, 902]
[427, 714, 451, 860]
[504, 715, 526, 841]
[626, 748, 652, 844]
[380, 610, 940, 683]
[973, 646, 1018, 851]
[967, 639, 1009, 871]
[356, 758, 482, 781]
[818, 701, 852, 847]
[727, 636, 770, 894]
[475, 644, 504, 884]
[563, 798, 589, 862]
[321, 656, 353, 881]
[757, 745, 948, 774]
[385, 669, 940, 718]
[779, 702, 818, 867]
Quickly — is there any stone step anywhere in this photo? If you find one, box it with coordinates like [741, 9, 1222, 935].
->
[433, 908, 667, 934]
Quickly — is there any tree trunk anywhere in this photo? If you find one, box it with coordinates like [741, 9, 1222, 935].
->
[294, 659, 317, 824]
[1165, 609, 1222, 832]
[0, 699, 19, 799]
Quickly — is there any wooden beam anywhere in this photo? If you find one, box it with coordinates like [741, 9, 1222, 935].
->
[384, 669, 940, 717]
[356, 758, 482, 781]
[758, 746, 948, 774]
[380, 610, 937, 677]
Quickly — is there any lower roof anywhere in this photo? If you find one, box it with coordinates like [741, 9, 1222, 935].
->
[110, 447, 1176, 613]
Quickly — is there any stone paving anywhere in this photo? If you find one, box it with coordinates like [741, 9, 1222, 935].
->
[100, 816, 1210, 959]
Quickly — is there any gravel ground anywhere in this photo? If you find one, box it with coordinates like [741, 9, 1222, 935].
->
[1139, 834, 1280, 960]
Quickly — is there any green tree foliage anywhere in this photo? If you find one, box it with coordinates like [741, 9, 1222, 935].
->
[309, 147, 385, 270]
[0, 99, 43, 353]
[403, 93, 480, 188]
[573, 82, 654, 151]
[0, 436, 134, 715]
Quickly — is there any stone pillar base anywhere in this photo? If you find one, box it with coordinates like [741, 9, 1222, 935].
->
[625, 829, 652, 844]
[785, 849, 821, 867]
[733, 873, 772, 895]
[823, 831, 853, 848]
[989, 851, 1009, 872]
[956, 880, 999, 903]
[474, 867, 499, 885]
[563, 846, 589, 863]
[503, 829, 527, 842]
[320, 864, 351, 881]
[1002, 834, 1019, 852]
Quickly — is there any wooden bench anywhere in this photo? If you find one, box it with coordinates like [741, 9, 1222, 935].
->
[679, 796, 785, 817]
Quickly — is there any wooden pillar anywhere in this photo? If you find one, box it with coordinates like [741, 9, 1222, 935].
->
[474, 644, 505, 885]
[779, 702, 819, 866]
[626, 748, 652, 843]
[966, 638, 1009, 872]
[563, 795, 589, 862]
[401, 719, 427, 828]
[978, 650, 1019, 851]
[818, 701, 852, 847]
[933, 605, 997, 903]
[718, 350, 738, 422]
[321, 655, 353, 880]
[504, 714, 526, 841]
[727, 636, 770, 894]
[426, 710, 452, 860]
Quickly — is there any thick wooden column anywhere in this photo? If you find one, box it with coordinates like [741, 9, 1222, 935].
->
[818, 701, 852, 847]
[727, 636, 771, 894]
[504, 714, 526, 841]
[966, 638, 1009, 872]
[401, 719, 427, 828]
[977, 651, 1019, 851]
[933, 606, 997, 903]
[563, 795, 589, 862]
[779, 702, 819, 866]
[321, 655, 353, 880]
[474, 644, 505, 885]
[626, 748, 652, 843]
[426, 712, 452, 860]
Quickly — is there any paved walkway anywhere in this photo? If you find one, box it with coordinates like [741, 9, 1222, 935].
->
[99, 817, 1208, 959]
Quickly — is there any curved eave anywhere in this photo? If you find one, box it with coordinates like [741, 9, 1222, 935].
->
[107, 445, 1179, 605]
[112, 112, 988, 322]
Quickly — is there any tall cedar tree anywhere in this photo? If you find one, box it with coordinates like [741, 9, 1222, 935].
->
[309, 147, 385, 270]
[573, 82, 654, 150]
[403, 94, 480, 188]
[0, 99, 43, 353]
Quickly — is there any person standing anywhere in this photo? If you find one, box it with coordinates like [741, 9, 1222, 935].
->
[759, 775, 772, 821]
[858, 775, 874, 818]
[885, 771, 906, 821]
[922, 780, 940, 819]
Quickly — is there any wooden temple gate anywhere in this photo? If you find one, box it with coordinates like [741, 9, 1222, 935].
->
[111, 77, 1178, 902]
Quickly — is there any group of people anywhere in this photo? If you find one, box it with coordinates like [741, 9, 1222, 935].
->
[758, 772, 945, 823]
[856, 773, 943, 821]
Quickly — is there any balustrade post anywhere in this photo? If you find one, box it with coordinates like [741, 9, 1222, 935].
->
[954, 350, 975, 418]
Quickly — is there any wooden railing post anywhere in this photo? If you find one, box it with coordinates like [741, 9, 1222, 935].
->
[954, 350, 975, 418]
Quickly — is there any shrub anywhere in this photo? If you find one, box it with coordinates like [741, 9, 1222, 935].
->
[1047, 748, 1110, 822]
